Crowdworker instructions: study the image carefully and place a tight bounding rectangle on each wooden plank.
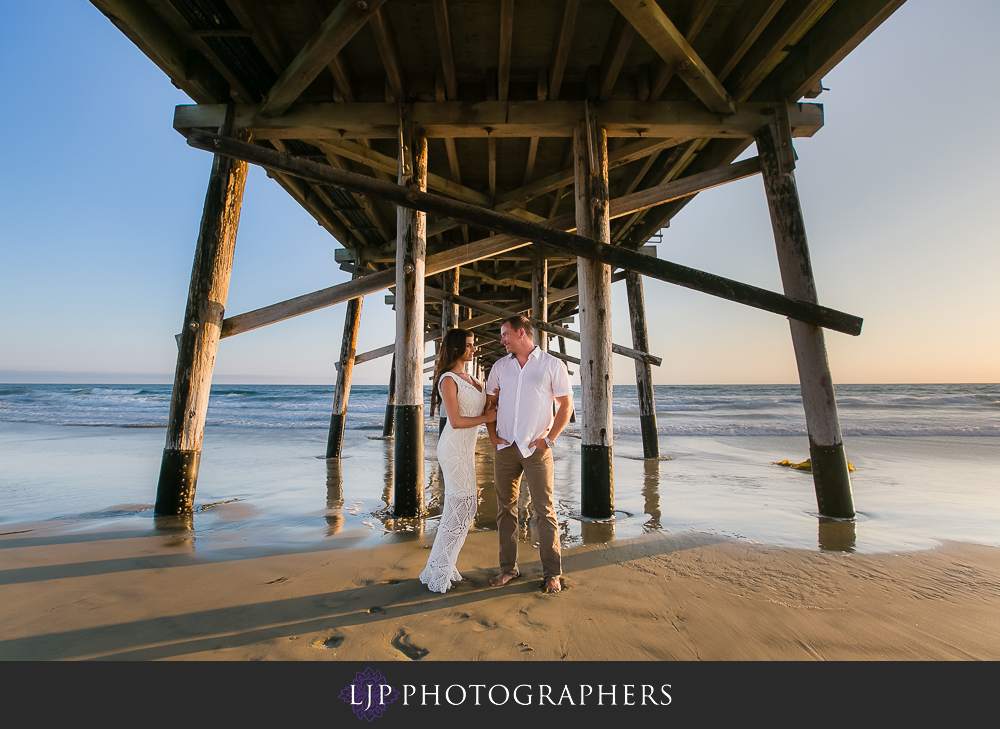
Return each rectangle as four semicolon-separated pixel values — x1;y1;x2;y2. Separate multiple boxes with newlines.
609;0;735;114
190;132;861;336
174;100;825;140
260;0;385;117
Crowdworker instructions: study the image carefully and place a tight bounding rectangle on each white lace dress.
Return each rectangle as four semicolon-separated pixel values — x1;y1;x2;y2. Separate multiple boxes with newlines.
419;371;487;593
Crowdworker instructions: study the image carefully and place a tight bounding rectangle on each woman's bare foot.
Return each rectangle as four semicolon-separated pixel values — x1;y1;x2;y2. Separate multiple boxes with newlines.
544;576;562;594
489;571;518;587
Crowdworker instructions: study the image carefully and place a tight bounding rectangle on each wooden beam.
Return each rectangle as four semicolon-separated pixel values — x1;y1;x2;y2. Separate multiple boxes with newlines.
370;6;406;102
260;0;385;117
432;1;462;186
432;0;459;99
599;13;636;100
502;137;688;206
726;0;832;102
425;286;660;366
753;0;907;103
310;138;492;206
705;0;787;82
175;100;824;140
189;132;860;336
609;0;735;113
221;235;532;338
549;0;580;100
498;0;514;102
91;0;227;103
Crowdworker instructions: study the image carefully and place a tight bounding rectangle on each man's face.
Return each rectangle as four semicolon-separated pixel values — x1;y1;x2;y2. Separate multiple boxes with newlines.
499;323;514;352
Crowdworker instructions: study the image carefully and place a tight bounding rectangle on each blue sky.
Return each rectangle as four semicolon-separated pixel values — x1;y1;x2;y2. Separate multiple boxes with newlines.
1;1;997;385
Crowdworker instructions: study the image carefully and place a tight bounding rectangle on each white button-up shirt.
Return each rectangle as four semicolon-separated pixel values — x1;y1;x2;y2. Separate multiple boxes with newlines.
485;346;573;457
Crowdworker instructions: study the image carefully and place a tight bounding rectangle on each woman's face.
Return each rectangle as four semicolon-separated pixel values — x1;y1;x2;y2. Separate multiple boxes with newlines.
461;336;476;362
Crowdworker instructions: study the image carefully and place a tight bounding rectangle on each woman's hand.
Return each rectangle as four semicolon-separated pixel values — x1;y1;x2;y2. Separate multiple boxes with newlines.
481;408;497;424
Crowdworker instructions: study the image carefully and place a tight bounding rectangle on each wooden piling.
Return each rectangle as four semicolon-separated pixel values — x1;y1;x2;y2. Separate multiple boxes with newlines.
574;119;614;519
755;120;855;519
558;336;577;423
155;125;248;516
439;267;459;431
382;353;396;437
326;283;364;459
393;106;427;517
625;270;659;458
532;250;548;352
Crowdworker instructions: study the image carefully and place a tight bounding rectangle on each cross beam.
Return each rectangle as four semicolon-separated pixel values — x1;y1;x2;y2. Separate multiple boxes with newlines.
174;100;824;140
189;131;862;337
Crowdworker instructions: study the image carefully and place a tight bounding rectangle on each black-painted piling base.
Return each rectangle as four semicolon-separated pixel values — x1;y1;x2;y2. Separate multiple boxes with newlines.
639;413;659;459
809;440;856;519
382;404;394;437
155;448;200;515
393;405;424;517
326;412;346;459
581;444;614;519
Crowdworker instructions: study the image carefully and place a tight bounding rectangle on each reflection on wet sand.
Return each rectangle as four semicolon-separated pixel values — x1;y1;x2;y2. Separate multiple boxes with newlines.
324;459;344;536
642;458;661;531
818;516;857;552
152;514;195;549
581;519;615;544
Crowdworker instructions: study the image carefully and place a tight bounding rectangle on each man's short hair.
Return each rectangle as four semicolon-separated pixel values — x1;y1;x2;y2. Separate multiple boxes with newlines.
501;315;533;337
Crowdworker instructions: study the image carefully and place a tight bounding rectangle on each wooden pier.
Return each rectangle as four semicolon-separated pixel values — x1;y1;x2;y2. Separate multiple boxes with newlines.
91;0;907;522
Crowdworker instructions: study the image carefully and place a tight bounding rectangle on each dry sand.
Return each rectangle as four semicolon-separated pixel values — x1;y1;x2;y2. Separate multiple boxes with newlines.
2;509;998;662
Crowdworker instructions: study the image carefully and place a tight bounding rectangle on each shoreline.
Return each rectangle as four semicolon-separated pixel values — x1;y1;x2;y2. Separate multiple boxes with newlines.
2;514;998;661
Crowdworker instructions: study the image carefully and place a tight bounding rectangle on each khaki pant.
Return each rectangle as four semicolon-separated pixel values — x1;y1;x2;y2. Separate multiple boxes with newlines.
493;444;561;579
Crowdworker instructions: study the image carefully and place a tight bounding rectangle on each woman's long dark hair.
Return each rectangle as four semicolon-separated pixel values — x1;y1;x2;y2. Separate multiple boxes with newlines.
430;328;473;416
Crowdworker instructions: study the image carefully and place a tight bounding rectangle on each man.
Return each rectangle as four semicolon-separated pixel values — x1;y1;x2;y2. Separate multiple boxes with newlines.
485;315;574;594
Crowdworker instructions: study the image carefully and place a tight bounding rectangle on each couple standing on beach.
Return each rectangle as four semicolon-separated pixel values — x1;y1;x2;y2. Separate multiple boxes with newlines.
419;315;574;595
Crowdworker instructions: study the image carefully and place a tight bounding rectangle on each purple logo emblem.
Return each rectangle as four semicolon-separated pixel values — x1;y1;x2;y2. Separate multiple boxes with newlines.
339;667;400;721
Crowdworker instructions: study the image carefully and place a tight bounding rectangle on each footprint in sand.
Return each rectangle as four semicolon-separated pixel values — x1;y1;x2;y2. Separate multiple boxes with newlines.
392;630;429;660
311;635;345;649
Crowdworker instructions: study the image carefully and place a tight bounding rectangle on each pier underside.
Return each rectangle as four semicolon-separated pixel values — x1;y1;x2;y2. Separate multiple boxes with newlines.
90;0;907;519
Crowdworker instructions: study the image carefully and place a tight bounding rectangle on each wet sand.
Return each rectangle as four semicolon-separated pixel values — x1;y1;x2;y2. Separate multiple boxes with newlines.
2;512;998;661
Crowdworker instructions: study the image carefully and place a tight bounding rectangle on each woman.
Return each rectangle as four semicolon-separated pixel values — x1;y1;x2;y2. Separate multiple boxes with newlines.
419;328;496;593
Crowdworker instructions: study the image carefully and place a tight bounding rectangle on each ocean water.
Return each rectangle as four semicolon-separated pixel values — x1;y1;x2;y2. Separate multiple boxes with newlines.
1;383;997;555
